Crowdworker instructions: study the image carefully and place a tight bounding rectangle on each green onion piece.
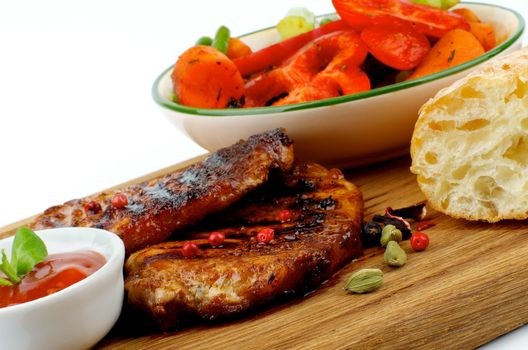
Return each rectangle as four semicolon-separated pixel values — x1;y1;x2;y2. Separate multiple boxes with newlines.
318;14;339;28
277;16;315;39
412;0;442;8
195;36;213;46
212;26;230;54
412;0;459;9
319;18;336;27
277;8;316;40
286;7;315;24
442;0;460;9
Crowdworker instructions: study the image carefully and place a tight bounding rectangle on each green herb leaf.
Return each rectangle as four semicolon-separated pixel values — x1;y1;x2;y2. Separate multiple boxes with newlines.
0;276;13;286
11;227;48;276
0;249;20;284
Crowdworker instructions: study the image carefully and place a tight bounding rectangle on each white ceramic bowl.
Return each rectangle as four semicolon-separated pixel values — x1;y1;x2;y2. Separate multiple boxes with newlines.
153;3;525;168
0;227;125;350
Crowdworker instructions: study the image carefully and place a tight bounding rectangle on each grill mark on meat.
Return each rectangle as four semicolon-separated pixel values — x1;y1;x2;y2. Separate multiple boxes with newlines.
124;161;363;329
28;129;294;253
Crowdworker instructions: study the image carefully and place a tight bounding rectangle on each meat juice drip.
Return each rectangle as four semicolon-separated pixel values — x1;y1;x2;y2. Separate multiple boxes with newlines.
0;250;106;308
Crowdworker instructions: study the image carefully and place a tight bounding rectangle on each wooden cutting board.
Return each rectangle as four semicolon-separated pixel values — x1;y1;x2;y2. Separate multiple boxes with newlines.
2;155;528;349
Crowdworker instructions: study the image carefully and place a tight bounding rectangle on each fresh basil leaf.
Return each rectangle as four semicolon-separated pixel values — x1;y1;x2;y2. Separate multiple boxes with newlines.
11;227;48;276
0;249;20;284
0;276;13;286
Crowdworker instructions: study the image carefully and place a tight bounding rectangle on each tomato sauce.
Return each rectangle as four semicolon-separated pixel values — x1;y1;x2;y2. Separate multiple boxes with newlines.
0;250;106;308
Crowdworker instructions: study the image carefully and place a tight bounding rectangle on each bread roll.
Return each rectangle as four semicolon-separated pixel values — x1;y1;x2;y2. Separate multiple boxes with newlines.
411;47;528;222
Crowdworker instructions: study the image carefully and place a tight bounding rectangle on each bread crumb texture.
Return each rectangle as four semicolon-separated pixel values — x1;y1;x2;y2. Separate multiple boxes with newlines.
411;47;528;222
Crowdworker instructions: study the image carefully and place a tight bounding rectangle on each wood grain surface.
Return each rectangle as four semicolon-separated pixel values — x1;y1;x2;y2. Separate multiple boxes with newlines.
2;155;528;349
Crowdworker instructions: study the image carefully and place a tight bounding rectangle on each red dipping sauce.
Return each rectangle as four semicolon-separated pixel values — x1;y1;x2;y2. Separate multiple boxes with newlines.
0;250;106;308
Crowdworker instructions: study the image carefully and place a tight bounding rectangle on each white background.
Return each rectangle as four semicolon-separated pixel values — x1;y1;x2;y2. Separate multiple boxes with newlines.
0;0;527;347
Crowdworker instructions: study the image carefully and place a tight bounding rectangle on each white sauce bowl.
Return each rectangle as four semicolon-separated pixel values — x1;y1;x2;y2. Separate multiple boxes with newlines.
0;227;125;350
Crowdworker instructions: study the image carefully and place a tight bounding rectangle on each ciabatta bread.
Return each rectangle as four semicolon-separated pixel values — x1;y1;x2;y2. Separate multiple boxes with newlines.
411;47;528;222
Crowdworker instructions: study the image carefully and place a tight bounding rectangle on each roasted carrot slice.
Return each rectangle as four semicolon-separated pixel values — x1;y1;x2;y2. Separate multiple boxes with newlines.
451;8;481;23
227;38;252;60
452;6;496;51
469;22;496;51
172;46;244;108
408;29;485;80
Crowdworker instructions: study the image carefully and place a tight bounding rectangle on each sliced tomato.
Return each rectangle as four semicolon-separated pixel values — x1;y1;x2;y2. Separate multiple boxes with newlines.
233;20;348;77
332;0;470;38
361;23;430;70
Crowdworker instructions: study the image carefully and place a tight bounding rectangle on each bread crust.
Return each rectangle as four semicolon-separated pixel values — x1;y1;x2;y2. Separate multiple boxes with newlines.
411;47;528;222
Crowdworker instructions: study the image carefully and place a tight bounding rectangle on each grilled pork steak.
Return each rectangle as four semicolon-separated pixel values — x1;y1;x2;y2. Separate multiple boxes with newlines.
125;161;363;329
30;129;294;253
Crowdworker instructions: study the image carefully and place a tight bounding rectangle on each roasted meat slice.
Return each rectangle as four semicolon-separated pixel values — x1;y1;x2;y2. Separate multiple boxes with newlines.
30;129;294;253
125;161;363;329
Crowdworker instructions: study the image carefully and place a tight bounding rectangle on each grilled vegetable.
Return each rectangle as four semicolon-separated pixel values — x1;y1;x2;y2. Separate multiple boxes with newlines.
408;29;485;80
172;45;244;108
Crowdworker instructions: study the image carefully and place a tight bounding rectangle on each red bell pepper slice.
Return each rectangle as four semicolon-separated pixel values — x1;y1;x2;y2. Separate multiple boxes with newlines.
361;23;431;70
332;0;469;38
234;20;349;77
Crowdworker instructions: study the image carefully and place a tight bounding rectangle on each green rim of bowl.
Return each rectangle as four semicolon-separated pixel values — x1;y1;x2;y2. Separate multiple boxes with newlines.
152;2;525;117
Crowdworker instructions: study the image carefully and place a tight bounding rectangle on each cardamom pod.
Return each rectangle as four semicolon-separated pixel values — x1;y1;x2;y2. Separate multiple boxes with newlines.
384;241;407;267
380;224;402;247
344;268;383;294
